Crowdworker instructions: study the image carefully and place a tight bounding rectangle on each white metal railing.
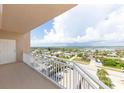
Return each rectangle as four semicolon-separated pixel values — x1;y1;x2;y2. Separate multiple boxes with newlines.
23;53;110;89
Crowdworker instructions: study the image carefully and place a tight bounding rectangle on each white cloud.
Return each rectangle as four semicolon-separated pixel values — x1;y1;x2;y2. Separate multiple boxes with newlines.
76;6;124;45
90;6;124;42
31;5;124;47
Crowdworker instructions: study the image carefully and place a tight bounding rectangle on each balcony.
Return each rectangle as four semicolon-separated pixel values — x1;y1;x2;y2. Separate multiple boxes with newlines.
0;52;109;89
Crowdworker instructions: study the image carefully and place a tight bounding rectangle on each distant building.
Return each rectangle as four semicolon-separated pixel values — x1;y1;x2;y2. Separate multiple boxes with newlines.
107;52;117;57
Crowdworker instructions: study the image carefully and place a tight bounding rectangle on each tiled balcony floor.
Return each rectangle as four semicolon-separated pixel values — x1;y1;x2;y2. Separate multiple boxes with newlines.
0;62;59;89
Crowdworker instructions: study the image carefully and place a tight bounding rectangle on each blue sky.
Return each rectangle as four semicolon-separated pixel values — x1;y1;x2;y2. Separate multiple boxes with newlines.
31;20;53;40
31;4;124;47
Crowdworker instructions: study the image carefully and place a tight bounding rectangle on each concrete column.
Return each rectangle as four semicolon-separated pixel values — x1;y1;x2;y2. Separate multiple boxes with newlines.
16;32;30;62
0;5;2;29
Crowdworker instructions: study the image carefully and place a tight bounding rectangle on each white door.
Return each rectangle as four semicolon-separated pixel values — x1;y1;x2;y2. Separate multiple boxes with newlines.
0;39;16;64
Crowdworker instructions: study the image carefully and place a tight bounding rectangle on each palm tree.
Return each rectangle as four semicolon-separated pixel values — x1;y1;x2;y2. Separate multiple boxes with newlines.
97;69;113;88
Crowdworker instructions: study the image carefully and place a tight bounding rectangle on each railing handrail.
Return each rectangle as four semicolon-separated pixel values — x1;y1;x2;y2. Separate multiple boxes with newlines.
41;54;109;88
73;62;110;89
23;53;110;89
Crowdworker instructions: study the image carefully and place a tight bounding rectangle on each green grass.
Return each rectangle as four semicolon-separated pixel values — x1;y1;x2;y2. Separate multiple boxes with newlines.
99;66;123;72
99;57;124;69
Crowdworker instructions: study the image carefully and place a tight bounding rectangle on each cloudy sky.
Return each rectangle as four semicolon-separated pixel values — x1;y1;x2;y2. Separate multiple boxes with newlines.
31;4;124;47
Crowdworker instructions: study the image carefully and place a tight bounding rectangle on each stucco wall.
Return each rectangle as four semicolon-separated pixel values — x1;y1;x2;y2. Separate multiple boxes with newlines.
0;4;2;29
0;30;30;62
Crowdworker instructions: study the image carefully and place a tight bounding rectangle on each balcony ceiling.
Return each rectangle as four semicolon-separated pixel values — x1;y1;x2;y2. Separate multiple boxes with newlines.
0;4;76;34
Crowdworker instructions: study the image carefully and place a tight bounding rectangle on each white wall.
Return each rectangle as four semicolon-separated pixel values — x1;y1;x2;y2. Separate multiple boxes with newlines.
0;39;16;64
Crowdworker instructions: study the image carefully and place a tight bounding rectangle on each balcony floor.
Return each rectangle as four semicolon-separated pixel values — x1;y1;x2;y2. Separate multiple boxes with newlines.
0;62;59;89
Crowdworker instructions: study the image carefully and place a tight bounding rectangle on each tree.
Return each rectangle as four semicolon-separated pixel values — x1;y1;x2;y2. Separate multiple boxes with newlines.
97;69;113;88
77;53;83;57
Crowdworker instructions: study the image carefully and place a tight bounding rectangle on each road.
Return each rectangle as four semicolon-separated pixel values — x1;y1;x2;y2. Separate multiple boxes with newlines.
77;63;124;89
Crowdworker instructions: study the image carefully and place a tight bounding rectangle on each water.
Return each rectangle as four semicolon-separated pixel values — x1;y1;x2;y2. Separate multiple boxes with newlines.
31;46;124;50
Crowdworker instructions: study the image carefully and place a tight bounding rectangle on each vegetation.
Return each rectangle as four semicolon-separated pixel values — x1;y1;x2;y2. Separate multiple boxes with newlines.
31;47;124;89
76;53;90;62
31;47;124;68
116;50;124;57
77;53;83;57
100;57;124;69
97;69;113;88
73;55;90;65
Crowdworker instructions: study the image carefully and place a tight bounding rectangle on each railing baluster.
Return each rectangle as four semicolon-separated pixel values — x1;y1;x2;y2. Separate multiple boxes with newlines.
87;82;90;89
84;79;86;89
55;62;57;82
62;64;64;88
63;64;66;88
58;63;60;85
76;69;78;89
57;63;59;83
46;62;48;76
49;61;51;78
65;65;67;88
86;81;88;89
60;64;62;87
80;74;82;89
54;61;56;81
73;66;74;89
69;66;71;89
78;71;80;89
53;61;55;81
56;63;58;82
66;65;68;89
78;72;80;89
73;65;75;89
